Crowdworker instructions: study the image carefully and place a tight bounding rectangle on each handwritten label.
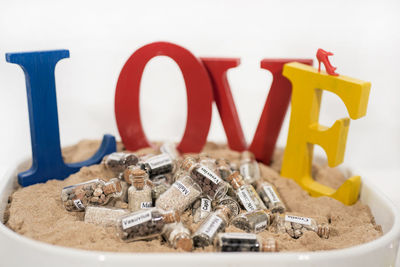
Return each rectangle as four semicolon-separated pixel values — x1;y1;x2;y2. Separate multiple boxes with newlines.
140;202;152;209
147;154;172;169
122;210;152;230
173;181;190;196
73;199;85;210
285;215;311;226
263;185;280;204
197;166;222;184
201;216;223;238
201;198;211;212
237;188;257;211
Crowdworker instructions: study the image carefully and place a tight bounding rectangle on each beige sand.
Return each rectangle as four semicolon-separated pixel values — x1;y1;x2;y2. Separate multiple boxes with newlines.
4;140;382;253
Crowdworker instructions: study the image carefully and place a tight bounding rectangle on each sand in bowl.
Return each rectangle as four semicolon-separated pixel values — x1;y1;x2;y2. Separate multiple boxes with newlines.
4;140;382;253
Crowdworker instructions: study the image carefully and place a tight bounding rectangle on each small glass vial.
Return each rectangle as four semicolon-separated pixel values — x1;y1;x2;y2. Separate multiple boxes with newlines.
192;197;213;223
156;174;202;214
150;175;170;202
117;208;180;242
274;214;330;239
142;153;176;177
181;157;228;200
227;172;266;212
128;169;152;211
216;158;232;181
214;195;240;218
160;142;180;161
84;206;128;227
163;222;193;251
102;152;139;174
61;178;123;211
192;205;232;247
256;180;286;214
231;209;273;233
197;153;217;171
215;233;277;252
239;151;260;185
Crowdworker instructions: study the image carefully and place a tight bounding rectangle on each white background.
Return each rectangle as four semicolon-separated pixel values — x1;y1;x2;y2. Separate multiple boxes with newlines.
0;0;399;200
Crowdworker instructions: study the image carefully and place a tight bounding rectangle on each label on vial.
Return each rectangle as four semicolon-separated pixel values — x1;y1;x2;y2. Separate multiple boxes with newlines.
237;188;257;211
201;198;211;212
240;164;251;178
254;220;268;232
221;232;257;240
197;166;221;184
140;202;152;209
73;199;85;210
147;154;172;169
122;210;152;230
263;185;280;204
285;215;311;226
173;181;190;196
202;216;223;238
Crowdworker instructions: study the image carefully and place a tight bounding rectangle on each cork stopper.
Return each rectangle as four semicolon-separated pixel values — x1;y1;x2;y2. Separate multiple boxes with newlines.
317;224;330;239
103;180;122;195
261;237;277;252
181;157;196;172
130;169;148;190
123;165;141;184
164;210;180;224
226;171;245;190
174;234;193;252
241;151;255;161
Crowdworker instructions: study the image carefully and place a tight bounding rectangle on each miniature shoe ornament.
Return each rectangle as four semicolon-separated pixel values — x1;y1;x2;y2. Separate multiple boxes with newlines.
316;48;339;76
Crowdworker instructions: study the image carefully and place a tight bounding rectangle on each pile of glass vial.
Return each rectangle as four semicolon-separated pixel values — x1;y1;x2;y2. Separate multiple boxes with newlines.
60;142;330;252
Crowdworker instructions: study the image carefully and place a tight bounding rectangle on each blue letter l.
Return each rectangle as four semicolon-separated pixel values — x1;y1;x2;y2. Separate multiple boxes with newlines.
6;50;116;187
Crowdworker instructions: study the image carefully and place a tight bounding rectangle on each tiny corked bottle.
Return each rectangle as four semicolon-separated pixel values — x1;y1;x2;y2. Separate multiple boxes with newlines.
216;158;232;181
163;222;193;251
128;169;152;211
192;205;232;247
160;142;180;161
142;153;176;178
274;213;330;239
227;172;266;212
192;197;213;223
61;178;123;211
215;233;277;252
239;151;260;185
156;174;202;214
181;157;228;200
103;152;139;174
116;208;180;242
231;209;273;233
256;180;286;214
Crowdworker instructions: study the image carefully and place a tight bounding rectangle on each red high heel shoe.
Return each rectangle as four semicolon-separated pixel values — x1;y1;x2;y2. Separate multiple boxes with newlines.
316;48;339;76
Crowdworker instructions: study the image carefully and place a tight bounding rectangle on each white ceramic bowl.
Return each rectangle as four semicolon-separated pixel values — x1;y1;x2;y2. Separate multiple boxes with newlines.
0;159;399;267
